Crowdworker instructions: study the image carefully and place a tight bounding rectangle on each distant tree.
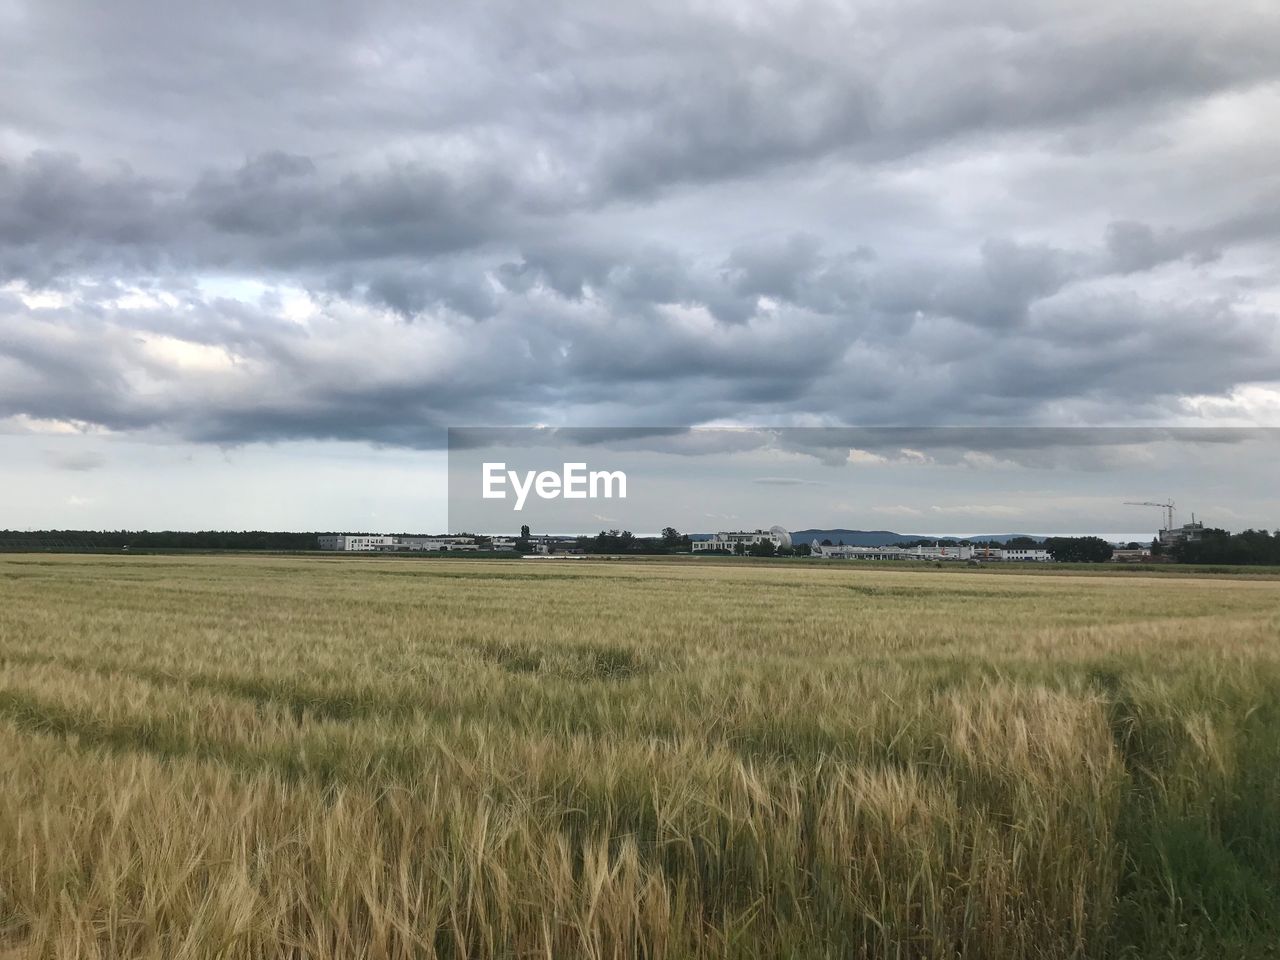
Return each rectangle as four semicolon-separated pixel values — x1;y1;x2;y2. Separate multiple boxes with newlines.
1005;536;1039;548
585;529;641;553
820;539;833;547
1174;528;1280;565
793;543;812;557
660;526;691;552
1126;542;1142;550
1044;536;1114;563
1;529;326;552
734;541;746;555
748;539;776;557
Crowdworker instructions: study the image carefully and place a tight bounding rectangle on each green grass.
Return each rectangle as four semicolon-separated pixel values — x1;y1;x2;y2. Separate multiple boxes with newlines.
1;554;1279;958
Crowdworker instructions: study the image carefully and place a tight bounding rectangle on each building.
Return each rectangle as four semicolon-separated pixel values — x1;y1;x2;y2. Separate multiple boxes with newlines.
317;535;398;552
1158;518;1204;545
1111;547;1151;562
907;543;975;561
810;542;907;560
528;536;583;554
692;527;792;553
318;534;486;552
1000;547;1052;562
808;541;976;561
398;536;483;551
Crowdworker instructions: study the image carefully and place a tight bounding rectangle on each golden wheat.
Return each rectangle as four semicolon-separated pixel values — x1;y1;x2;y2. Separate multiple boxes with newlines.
1;554;1278;958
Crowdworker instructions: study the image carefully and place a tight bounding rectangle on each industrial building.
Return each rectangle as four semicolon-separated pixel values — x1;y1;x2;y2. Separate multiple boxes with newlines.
1125;501;1204;546
1159;519;1204;545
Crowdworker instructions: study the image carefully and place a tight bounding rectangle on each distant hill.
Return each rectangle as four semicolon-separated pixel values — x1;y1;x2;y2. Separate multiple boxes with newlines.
790;529;1045;546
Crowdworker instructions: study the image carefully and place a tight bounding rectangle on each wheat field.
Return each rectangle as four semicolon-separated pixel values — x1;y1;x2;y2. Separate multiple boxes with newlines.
1;554;1279;959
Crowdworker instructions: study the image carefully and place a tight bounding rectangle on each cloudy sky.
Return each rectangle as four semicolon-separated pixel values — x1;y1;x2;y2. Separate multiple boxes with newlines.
446;427;1280;537
2;0;1279;532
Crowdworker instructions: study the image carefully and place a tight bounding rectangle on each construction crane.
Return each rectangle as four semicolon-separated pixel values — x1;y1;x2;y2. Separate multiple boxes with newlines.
1125;500;1176;532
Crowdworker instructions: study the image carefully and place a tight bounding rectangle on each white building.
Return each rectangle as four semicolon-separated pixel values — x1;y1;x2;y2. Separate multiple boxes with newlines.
1000;547;1052;562
692;527;792;553
317;535;398;552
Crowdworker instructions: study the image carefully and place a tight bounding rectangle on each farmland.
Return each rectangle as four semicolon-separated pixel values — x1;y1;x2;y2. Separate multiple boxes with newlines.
2;555;1279;959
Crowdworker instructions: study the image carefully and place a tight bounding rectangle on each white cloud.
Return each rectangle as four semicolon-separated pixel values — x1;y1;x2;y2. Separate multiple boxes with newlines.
1179;383;1280;425
846;448;888;465
871;505;924;517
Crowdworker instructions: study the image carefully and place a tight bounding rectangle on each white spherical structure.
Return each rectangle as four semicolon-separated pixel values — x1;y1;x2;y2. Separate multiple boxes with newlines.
770;526;792;549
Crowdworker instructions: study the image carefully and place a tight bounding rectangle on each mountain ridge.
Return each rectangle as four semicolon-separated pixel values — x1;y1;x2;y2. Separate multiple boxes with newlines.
789;529;1045;546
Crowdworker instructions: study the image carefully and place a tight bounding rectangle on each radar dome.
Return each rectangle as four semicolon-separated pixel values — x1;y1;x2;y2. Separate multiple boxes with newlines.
769;526;792;549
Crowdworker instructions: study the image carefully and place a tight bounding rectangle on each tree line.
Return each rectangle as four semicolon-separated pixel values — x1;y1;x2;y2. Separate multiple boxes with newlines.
6;527;1279;566
1171;528;1280;565
0;530;323;551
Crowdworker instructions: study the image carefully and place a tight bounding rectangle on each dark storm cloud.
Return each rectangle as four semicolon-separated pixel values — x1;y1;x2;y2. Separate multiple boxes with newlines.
0;150;538;283
2;0;1280;447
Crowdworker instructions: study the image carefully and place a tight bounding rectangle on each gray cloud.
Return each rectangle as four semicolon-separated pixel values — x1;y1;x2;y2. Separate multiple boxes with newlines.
1;0;1279;458
753;476;826;486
